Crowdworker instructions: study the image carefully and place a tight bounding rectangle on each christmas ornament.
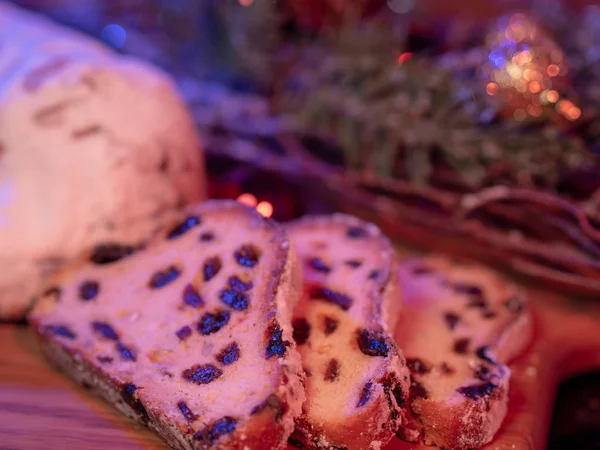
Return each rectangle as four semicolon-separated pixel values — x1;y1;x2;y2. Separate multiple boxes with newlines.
481;13;581;123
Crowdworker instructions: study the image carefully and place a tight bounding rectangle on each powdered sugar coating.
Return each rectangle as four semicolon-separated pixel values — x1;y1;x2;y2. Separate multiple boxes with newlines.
0;2;204;320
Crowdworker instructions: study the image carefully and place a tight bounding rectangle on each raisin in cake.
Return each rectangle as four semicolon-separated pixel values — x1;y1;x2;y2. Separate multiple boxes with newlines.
29;201;304;450
395;257;533;449
0;2;205;320
286;215;410;450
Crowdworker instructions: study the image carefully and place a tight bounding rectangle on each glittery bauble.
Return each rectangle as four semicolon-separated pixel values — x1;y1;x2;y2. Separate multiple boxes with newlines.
481;13;581;123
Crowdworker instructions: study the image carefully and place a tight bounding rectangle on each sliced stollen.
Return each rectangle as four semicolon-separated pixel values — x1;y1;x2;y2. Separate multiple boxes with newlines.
29;200;305;450
286;215;410;450
395;256;533;449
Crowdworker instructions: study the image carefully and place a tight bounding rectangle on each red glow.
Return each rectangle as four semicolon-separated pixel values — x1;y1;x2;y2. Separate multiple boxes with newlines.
237;193;257;207
256;201;273;218
397;52;413;64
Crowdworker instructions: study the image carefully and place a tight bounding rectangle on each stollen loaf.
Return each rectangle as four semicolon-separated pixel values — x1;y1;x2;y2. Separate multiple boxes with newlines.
395;257;532;449
29;201;305;450
0;2;205;320
287;215;410;450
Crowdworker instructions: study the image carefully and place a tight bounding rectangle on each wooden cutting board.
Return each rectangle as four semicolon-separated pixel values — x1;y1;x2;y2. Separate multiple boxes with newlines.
1;276;600;450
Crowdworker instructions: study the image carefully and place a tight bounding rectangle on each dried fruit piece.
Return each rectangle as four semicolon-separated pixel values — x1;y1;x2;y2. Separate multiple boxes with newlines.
368;269;380;280
453;338;470;355
265;322;289;359
176;325;192;341
182;284;203;308
308;257;331;273
474;365;492;381
440;363;455;375
323;316;338;335
197;311;230;335
149;266;181;289
356;381;373;407
90;244;135;264
476;346;496;364
407;358;430;374
228;275;252;292
458;382;497;400
466;296;487;308
292;318;311;345
177;400;198;421
117;342;136;361
309;286;352;311
92;321;119;340
344;259;362;268
482;310;497;319
383;374;406;415
324;359;340;382
234;244;260;268
194;416;238;442
97;355;113;364
121;383;149;423
357;329;389;357
346;227;368;238
203;256;222;282
182;364;222;385
219;289;249;311
79;280;99;301
411;266;434;275
215;342;240;366
410;380;428;399
199;231;215;242
46;324;76;339
452;283;483;296
167;215;201;240
443;312;460;330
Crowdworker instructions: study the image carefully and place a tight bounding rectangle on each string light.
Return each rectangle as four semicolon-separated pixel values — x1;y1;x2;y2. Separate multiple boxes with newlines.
236;194;273;218
236;193;257;207
256;201;273;218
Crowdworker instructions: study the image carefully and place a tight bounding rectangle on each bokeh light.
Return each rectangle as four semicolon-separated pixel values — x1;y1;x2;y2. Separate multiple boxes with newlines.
256;201;273;218
482;13;581;122
236;193;257;207
397;52;413;64
486;82;499;96
100;24;127;49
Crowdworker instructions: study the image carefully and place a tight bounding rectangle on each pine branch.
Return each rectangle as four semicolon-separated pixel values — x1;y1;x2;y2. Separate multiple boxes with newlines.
280;36;595;190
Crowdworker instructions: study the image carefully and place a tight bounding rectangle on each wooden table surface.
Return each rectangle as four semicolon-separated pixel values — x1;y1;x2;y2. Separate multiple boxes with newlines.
1;273;600;450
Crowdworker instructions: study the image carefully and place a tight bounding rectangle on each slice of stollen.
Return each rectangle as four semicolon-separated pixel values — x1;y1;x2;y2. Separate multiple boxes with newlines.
287;215;410;450
395;256;533;449
29;200;305;450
